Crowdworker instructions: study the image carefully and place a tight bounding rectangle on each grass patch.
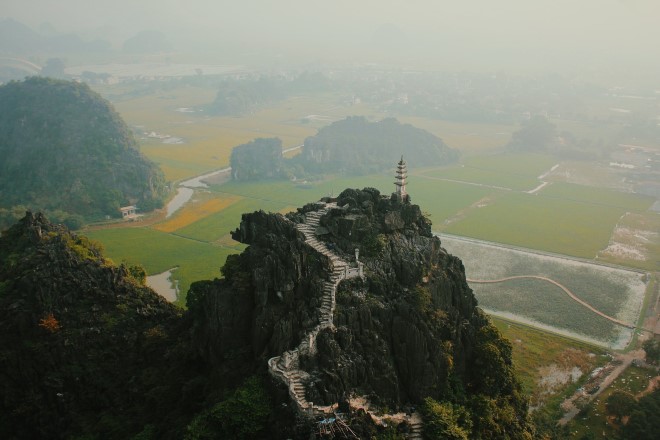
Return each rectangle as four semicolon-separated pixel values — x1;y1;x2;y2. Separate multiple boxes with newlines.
84;227;235;306
492;317;608;403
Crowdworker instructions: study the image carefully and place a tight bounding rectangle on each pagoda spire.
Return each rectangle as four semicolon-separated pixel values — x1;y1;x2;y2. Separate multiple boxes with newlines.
393;156;409;202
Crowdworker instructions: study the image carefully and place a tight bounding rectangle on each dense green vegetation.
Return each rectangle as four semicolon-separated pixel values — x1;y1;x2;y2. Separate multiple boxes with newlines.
295;116;459;175
0;213;287;439
417;323;532;439
0;198;537;438
622;388;660;439
0;77;167;230
227;116;459;181
230;137;284;181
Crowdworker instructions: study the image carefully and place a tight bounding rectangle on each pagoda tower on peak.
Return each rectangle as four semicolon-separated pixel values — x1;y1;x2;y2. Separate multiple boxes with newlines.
393;156;410;203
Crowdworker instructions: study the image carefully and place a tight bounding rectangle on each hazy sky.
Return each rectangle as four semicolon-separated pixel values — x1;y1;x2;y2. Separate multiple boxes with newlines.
3;0;660;73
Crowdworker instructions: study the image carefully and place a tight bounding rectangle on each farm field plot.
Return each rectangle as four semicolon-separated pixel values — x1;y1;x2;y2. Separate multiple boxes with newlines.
539;182;655;211
212;172;498;227
445;191;627;258
84;227;234;305
546;161;633;191
154;193;243;233
419;165;537;191
442;235;647;349
460;153;557;177
598;211;660;271
409;177;504;225
213;174;394;208
174;198;286;243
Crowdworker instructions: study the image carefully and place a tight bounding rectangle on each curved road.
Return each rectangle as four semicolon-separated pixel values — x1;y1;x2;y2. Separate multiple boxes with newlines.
467;275;635;329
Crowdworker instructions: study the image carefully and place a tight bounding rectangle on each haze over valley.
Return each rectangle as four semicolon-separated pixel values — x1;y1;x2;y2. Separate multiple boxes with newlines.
0;1;659;439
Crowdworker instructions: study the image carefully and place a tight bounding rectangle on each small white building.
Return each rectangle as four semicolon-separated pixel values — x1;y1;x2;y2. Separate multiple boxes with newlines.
119;205;138;220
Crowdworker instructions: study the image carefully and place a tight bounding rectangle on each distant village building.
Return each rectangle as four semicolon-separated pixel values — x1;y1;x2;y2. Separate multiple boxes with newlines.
119;205;138;220
393;156;410;203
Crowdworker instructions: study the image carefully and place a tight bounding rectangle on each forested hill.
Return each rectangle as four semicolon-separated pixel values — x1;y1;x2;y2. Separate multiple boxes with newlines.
0;189;534;438
0;77;167;229
296;116;459;174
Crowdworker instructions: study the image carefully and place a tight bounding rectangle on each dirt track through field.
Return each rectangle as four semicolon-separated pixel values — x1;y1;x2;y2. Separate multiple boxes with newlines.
467;275;635;329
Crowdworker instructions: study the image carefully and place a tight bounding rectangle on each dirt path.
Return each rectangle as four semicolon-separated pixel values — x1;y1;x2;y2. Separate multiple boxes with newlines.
467;275;635;329
636;375;660;399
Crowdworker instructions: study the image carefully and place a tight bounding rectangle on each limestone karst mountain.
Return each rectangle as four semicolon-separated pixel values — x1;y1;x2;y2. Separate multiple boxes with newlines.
189;185;533;438
0;186;532;438
0;77;167;229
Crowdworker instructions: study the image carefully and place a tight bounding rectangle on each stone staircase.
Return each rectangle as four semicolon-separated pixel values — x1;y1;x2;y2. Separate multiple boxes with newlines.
267;202;425;437
408;413;423;440
268;202;349;416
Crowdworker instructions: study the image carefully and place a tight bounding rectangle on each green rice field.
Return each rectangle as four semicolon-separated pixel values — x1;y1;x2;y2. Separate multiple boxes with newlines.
540;182;654;211
444;192;630;258
442;235;648;349
85;227;235;305
174;198;285;242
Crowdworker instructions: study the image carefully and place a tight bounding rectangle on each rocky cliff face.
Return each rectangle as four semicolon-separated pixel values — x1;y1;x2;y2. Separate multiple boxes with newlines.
190;187;533;438
1;190;533;438
0;213;200;439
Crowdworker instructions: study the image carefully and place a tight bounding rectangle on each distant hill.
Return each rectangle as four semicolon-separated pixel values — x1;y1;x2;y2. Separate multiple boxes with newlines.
0;18;110;55
227;116;458;181
296;116;459;175
230;138;284;181
122;30;172;53
0;77;167;228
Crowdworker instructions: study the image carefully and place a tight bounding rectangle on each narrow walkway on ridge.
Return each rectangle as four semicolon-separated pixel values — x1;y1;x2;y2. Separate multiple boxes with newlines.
268;201;424;438
268;201;350;416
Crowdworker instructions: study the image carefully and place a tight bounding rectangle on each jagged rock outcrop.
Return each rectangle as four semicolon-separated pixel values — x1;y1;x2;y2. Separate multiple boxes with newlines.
0;189;534;438
190;188;533;438
0;212;200;439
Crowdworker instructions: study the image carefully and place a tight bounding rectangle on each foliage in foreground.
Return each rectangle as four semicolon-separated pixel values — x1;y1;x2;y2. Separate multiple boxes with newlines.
185;376;271;440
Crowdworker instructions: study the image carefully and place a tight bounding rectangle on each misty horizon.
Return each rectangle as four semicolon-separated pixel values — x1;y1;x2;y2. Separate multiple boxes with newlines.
2;0;660;77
